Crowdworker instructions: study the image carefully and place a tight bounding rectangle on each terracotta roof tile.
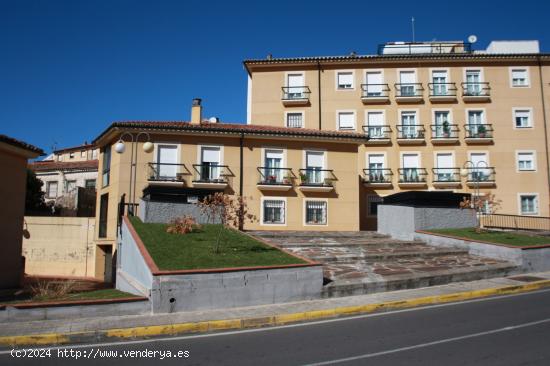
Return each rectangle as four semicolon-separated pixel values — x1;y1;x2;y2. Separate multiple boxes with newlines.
29;159;99;172
0;134;44;155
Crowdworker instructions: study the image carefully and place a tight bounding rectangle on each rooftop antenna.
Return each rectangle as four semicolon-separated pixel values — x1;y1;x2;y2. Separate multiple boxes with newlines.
411;16;416;43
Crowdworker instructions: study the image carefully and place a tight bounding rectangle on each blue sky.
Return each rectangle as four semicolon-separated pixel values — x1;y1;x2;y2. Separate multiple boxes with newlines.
1;0;549;154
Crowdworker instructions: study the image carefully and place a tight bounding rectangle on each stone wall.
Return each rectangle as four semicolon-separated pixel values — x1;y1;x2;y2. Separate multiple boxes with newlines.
138;198;221;224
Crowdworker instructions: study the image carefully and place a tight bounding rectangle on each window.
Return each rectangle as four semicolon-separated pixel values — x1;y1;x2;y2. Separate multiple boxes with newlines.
365;71;383;96
399;71;416;96
432;70;448;95
286;73;305;99
286;112;303;128
66;180;77;193
262;199;285;224
305;201;327;225
156;144;178;179
85;179;96;189
435;153;454;181
46;181;58;198
401;153;421;182
69;152;74;159
99;193;109;238
305;151;325;184
366;112;385;138
368;155;385;183
400;111;418;138
520;195;538;215
102;145;111;187
465;70;482;95
199;146;221;181
92;150;98;159
469;153;491;181
511;68;529;87
337;71;354;89
81;150;86;158
514;109;532;128
517;152;535;171
337;111;355;130
367;195;383;216
263;149;284;183
434;111;451;138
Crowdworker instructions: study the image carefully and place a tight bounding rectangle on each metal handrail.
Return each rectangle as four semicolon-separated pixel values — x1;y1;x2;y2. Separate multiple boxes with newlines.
481;213;550;231
397;168;428;183
377;42;472;55
396;125;426;139
360;83;390;98
298;168;335;186
257;167;293;185
147;162;188;182
281;86;311;100
428;82;458;97
192;163;229;183
394;83;424;97
432;168;461;182
464;124;494;138
363;168;393;183
362;125;392;139
461;82;491;97
464;166;496;182
430;124;460;139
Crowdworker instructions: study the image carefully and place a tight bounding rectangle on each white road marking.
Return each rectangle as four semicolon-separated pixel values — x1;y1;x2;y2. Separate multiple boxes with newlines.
300;317;550;366
1;287;549;354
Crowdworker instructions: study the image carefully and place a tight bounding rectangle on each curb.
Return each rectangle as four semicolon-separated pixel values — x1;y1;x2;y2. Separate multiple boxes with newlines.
2;279;550;347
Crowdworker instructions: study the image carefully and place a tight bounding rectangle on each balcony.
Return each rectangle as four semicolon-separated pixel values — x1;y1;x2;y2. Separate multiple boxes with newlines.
192;164;230;189
147;163;189;186
360;84;390;104
396;125;426;145
362;125;392;144
257;167;293;191
394;83;424;103
298;169;335;192
430;124;459;144
363;169;393;188
461;82;491;102
281;86;311;106
464;124;494;144
428;83;458;102
466;167;496;188
432;168;461;188
398;168;428;188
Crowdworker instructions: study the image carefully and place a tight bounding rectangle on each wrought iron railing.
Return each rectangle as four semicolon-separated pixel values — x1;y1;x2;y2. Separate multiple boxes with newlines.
428;82;458;97
147;163;188;182
396;125;425;139
432;168;461;183
360;84;390;98
465;167;496;183
394;83;424;98
362;125;392;139
363;169;393;184
257;167;293;185
398;168;428;183
464;124;493;139
192;163;229;183
461;82;491;97
481;214;550;231
430;124;459;139
299;168;335;186
281;86;311;101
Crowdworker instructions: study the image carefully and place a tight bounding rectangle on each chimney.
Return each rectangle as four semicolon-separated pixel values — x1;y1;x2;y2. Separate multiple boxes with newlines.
191;98;202;124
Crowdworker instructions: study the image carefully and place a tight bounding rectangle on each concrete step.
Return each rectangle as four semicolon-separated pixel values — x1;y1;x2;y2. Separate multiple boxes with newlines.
305;247;469;263
249;231;391;240
271;240;426;248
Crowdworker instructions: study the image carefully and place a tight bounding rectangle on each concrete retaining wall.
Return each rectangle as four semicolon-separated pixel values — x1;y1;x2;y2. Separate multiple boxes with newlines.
138;198;220;224
378;205;477;240
22;216;96;278
415;231;550;272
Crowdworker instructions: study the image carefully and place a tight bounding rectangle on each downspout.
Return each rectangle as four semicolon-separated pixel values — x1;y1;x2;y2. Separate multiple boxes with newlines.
537;55;550;214
317;61;322;130
239;132;244;230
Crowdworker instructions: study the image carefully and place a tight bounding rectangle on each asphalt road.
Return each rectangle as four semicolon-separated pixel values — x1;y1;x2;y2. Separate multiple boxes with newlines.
2;289;550;366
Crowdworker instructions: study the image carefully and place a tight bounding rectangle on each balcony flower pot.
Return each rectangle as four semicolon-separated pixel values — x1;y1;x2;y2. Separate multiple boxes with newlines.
283;176;291;185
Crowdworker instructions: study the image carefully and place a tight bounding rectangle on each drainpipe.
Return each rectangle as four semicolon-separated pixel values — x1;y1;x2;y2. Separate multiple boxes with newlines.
537;56;550;214
239;132;244;230
317;61;322;130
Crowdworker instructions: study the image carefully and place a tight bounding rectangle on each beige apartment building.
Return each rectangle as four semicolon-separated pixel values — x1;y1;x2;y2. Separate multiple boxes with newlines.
91;39;550;278
245;40;550;229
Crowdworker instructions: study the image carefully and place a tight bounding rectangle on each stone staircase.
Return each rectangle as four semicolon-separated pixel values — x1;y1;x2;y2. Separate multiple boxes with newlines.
249;231;518;298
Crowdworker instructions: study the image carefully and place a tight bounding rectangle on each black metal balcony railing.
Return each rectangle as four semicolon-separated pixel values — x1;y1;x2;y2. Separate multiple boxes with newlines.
257;167;293;185
465;167;496;183
396;125;425;139
192;163;229;183
430;124;459;139
148;163;188;182
281;86;311;101
362;125;392;139
398;168;428;183
394;83;424;98
461;82;491;97
299;168;334;186
432;168;461;183
363;169;393;184
428;82;458;97
360;84;390;98
464;124;494;139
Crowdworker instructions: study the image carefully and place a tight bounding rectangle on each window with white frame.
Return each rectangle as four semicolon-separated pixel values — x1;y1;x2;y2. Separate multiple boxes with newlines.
517;152;535;171
200;146;221;181
66;180;77;193
514;109;532;128
338;111;355;130
367;112;385;138
262;199;285;224
367;195;383;216
365;72;383;96
286;112;303;128
92;150;98;159
46;181;58;198
399;71;416;96
81;150;86;158
337;72;354;89
305;201;327;225
69;152;74;159
520;195;538;215
511;69;529;87
305;151;325;184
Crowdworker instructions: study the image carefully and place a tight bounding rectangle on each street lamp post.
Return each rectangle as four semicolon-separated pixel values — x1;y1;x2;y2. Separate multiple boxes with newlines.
114;132;154;215
460;160;489;230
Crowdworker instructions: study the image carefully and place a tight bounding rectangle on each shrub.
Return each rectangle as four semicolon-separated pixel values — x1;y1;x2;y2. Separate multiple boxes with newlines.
29;280;76;301
166;215;202;235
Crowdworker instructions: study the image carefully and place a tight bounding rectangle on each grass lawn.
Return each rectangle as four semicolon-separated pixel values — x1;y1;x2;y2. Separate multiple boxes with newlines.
1;289;139;305
427;228;550;247
129;217;306;270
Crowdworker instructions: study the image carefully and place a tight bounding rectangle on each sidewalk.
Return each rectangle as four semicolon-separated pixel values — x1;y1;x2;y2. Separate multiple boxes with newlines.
2;271;550;347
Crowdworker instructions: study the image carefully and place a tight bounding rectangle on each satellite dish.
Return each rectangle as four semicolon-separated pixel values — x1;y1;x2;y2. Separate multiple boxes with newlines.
468;35;477;43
